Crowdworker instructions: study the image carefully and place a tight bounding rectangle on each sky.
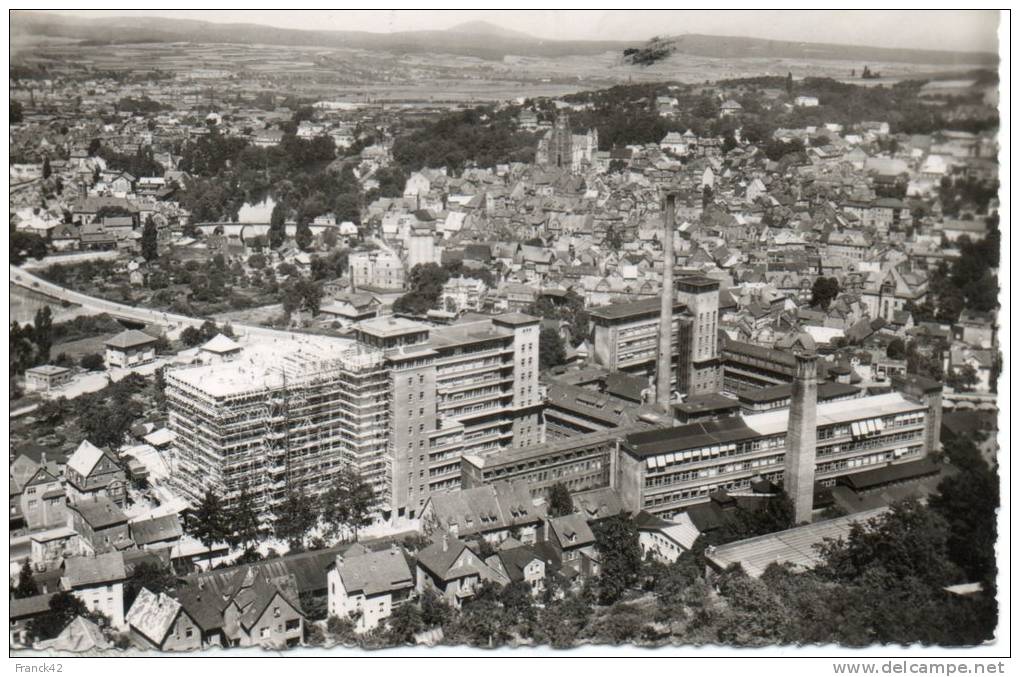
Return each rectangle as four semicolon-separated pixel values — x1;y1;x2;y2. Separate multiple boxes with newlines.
44;9;1000;54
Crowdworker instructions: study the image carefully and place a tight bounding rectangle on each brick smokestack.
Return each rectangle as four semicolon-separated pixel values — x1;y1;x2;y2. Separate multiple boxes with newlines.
785;350;818;524
656;192;676;408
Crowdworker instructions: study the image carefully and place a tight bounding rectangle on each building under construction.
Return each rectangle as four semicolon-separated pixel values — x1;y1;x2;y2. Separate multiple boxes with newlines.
165;313;543;521
165;336;390;516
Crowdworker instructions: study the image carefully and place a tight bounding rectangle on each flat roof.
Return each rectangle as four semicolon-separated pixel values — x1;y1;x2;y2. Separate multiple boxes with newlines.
493;312;540;327
705;508;889;577
737;381;861;405
166;335;373;398
675;393;741;414
464;425;644;470
356;316;429;338
588;297;684;322
26;365;72;376
429;320;512;350
625;392;924;458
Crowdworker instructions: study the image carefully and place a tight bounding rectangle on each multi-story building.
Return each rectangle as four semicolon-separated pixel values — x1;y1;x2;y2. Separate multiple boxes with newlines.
614;373;943;518
589;275;721;399
721;336;830;392
349;250;405;291
166;336;390;516
167;314;541;521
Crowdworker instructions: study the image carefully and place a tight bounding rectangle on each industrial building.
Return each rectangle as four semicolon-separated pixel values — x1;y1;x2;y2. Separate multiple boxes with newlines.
614;365;943;519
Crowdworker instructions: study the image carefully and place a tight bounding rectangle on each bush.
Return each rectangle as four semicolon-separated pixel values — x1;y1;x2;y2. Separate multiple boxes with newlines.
80;353;105;371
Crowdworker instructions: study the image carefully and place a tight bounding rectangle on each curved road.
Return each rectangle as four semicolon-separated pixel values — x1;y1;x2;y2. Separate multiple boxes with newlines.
9;264;313;343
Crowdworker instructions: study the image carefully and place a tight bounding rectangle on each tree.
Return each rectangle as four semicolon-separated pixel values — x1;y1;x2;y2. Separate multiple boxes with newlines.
593;514;642;604
179;326;203;348
141;215;159;262
385;601;423;645
80;402;134;449
946;364;979;392
27;591;91;641
537;326;566;371
603;224;623;250
124;562;178;610
188;489;228;559
810;276;840;310
269;203;287;249
79;352;105;371
32;305;53;365
42;157;52;180
275;489;319;551
321;466;376;542
10;100;23;124
226;486;265;555
886;338;906;360
392;263;450;316
14;561;39;599
295;222;313;251
546;482;574;518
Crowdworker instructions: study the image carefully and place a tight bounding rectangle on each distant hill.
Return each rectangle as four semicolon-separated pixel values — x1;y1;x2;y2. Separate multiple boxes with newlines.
630;33;997;67
10;11;998;66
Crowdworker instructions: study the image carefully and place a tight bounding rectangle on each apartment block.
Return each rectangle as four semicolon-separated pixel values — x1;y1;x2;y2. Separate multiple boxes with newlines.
349;250;405;291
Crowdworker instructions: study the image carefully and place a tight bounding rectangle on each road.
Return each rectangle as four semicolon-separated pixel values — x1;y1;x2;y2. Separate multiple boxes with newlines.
9;264;317;343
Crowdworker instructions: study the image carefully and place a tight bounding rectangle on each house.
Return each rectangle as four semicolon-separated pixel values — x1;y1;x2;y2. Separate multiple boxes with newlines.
220;567;305;649
326;544;414;633
543;513;600;577
66;497;131;555
126;587;203;651
419;480;546;546
34;615;111;653
485;544;547;597
24;364;74;392
10;455;66;530
129;514;184;550
10;592;60;646
65;440;127;507
719;100;743;117
199;334;243;363
794;96;819;108
634;511;701;563
956;309;995;349
62;551;128;629
415;534;503;608
105;329;158;369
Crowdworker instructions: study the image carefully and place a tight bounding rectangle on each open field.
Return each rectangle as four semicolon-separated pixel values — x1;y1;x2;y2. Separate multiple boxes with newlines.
12;38;989;103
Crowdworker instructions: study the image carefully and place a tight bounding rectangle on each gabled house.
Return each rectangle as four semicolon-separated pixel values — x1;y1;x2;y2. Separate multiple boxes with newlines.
220;567;305;649
66;496;131;555
484;544;547;597
10;455;66;530
327;544;414;633
543;513;600;577
419;480;545;546
126;587;202;651
415;534;504;608
65;440;127;506
62;551;128;629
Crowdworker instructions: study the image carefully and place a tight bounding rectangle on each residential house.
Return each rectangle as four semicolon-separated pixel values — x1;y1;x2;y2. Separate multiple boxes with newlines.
126;588;203;651
129;514;184;551
65;440;127;507
484;543;547;597
62;551;128;629
66;496;131;555
326;544;414;633
415;534;503;608
543;513;600;577
219;567;305;649
104;329;158;369
10;455;66;530
419;481;546;546
634;511;701;563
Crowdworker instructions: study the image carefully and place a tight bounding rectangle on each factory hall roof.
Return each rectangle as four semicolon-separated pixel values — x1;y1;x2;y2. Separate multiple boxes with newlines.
705;508;889;577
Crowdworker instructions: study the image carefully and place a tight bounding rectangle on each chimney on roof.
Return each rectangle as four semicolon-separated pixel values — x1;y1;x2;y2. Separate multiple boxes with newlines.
656;191;677;410
784;350;818;525
441;533;449;552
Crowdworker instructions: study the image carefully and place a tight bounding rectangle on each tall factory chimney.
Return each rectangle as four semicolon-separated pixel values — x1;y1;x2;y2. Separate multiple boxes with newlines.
656;192;677;408
785;349;818;524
